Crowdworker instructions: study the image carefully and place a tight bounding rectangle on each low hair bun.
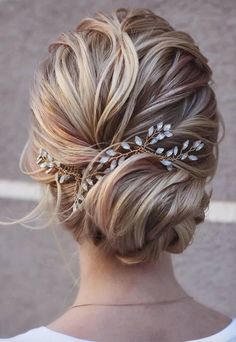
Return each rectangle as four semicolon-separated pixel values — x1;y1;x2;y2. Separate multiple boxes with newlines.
78;153;210;265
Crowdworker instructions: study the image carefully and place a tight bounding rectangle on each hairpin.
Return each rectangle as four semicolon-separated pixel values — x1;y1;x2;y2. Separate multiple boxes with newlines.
36;121;204;212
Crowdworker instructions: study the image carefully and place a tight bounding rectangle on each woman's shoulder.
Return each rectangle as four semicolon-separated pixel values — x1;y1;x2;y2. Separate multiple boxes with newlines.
185;317;236;342
0;318;236;342
0;326;92;342
178;300;236;342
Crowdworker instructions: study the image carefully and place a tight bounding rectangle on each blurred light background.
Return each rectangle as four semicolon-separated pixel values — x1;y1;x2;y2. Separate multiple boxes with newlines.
0;0;235;337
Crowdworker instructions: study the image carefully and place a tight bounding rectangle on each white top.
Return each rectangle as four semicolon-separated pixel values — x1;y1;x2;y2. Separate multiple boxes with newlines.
1;318;236;342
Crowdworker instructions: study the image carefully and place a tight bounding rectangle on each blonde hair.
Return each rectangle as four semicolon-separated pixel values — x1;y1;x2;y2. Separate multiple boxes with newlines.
10;8;225;265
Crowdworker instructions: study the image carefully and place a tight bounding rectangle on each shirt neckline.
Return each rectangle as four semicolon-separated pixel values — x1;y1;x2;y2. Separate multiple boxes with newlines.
40;318;236;342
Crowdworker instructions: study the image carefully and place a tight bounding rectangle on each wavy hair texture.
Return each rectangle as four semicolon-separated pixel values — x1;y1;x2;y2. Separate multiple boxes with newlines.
4;8;225;265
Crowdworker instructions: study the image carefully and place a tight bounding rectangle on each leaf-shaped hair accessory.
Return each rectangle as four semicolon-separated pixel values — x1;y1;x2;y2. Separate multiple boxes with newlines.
37;121;204;212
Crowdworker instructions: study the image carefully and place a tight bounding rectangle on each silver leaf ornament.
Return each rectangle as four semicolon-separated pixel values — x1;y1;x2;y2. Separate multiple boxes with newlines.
135;136;143;146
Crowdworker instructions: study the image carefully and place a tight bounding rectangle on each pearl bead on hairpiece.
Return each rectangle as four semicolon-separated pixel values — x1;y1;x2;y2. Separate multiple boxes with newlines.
36;121;204;212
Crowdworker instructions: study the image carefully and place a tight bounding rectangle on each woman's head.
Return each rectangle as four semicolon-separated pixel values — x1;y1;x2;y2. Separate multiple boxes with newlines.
22;7;224;265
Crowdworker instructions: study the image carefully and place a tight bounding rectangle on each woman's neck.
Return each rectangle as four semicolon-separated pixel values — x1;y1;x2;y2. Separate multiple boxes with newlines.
72;240;189;306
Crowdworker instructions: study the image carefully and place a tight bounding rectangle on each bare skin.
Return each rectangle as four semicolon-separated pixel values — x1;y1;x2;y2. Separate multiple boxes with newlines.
47;239;232;342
